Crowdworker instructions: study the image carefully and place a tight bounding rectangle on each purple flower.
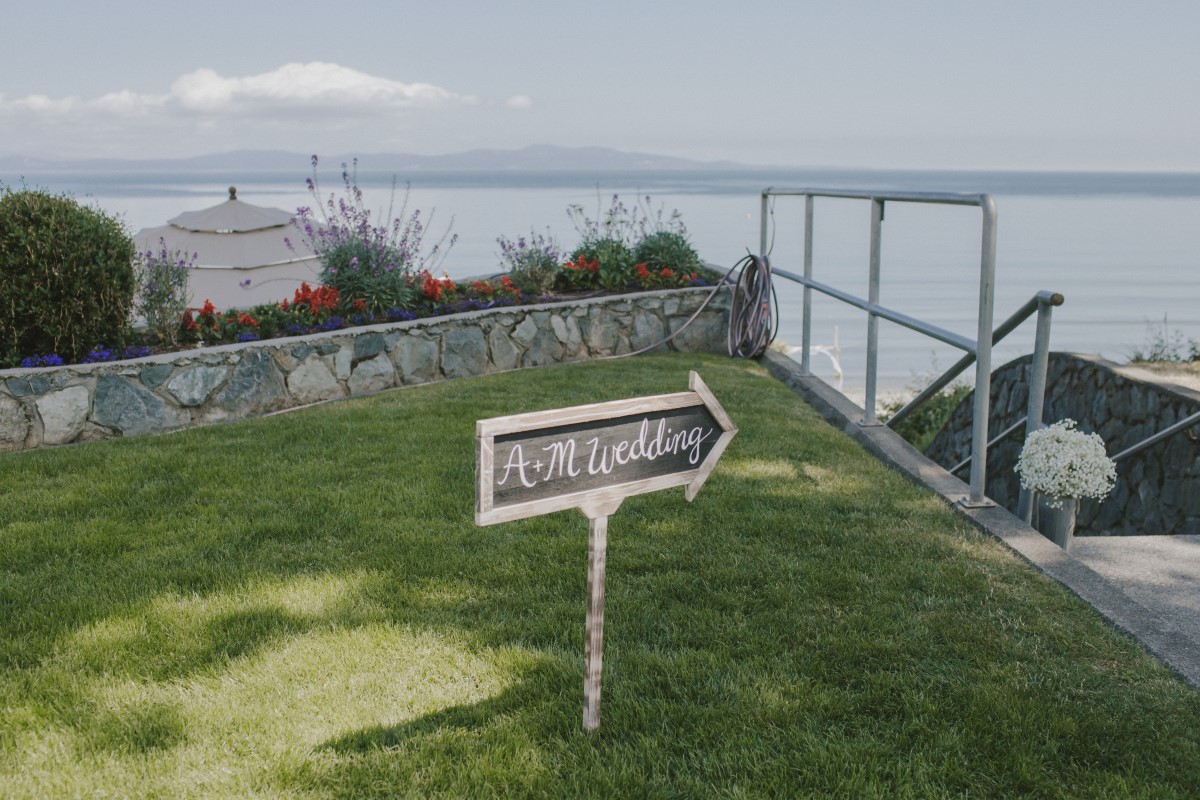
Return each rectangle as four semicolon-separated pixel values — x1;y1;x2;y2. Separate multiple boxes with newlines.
19;353;63;368
82;346;117;364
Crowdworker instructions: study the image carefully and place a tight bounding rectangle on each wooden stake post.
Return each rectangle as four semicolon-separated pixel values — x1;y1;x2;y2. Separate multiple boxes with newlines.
476;372;736;731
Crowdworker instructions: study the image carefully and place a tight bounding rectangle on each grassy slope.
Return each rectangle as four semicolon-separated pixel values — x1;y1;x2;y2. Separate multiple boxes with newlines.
1;353;1198;799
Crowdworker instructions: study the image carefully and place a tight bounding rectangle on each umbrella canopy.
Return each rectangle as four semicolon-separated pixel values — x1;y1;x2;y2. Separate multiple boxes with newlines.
134;187;323;309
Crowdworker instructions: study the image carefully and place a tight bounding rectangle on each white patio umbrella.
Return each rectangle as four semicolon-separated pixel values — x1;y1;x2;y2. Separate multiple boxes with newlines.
134;187;322;310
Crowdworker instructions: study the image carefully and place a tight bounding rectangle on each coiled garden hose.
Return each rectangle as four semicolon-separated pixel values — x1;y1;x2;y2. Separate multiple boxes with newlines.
612;253;777;361
725;254;778;359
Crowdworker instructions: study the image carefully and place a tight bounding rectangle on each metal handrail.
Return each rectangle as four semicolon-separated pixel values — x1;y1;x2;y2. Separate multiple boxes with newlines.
886;291;1064;430
950;416;1029;475
1111;409;1200;462
761;187;999;506
769;268;977;352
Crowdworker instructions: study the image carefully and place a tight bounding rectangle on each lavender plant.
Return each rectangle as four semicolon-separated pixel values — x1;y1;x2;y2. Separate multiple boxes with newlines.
288;156;456;313
566;192;687;249
134;238;195;345
496;229;562;295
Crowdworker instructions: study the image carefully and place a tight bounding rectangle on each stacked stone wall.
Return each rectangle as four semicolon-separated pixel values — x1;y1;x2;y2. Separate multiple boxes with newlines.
925;353;1200;535
0;288;730;454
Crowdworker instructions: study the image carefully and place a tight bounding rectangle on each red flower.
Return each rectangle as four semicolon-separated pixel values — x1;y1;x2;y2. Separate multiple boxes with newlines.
422;274;443;301
565;255;599;274
498;275;520;296
636;263;650;279
660;268;674;278
290;282;340;316
351;298;367;312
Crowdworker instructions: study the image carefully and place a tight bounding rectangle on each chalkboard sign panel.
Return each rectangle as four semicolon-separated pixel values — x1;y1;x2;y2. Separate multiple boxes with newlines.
476;371;737;525
493;405;723;507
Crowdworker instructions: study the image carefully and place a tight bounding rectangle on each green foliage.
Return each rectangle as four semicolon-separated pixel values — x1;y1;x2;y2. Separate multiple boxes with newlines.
882;381;972;452
560;193;705;293
134;239;194;346
634;230;702;274
319;238;419;312
566;238;634;291
0;186;135;367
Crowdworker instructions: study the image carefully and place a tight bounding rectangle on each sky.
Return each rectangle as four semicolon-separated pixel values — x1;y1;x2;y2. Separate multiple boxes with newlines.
1;0;1199;170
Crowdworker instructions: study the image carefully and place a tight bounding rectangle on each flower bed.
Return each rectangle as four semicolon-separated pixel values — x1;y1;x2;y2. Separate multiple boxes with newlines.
0;287;731;453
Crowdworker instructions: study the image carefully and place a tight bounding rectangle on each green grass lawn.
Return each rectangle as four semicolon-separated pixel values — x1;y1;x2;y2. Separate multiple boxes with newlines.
2;353;1199;798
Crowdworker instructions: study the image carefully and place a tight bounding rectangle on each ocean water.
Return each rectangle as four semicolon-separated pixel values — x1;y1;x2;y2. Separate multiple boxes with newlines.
9;166;1200;395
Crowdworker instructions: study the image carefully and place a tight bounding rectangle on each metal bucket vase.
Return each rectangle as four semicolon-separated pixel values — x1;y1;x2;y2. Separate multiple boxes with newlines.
1034;495;1078;552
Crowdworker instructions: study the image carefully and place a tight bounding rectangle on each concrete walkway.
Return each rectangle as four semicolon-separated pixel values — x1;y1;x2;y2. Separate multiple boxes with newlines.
1072;535;1200;644
762;351;1200;690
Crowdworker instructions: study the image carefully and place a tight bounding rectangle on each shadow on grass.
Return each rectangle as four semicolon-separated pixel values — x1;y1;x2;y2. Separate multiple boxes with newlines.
322;660;576;755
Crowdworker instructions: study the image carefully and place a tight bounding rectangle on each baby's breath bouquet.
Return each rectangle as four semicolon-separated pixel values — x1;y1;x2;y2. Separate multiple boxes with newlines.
1015;419;1117;507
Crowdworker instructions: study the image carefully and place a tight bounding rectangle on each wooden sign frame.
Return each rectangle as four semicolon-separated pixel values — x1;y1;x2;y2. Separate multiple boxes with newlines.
474;370;736;732
476;371;737;526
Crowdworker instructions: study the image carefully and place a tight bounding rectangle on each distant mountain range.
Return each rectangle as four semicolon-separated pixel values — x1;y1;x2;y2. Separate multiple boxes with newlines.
0;144;748;174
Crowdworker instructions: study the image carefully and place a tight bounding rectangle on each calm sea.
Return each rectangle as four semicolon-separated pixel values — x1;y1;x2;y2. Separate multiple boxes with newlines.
10;166;1200;395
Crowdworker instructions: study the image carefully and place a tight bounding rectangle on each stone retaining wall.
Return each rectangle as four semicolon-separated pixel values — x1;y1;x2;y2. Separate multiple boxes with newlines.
925;353;1200;535
0;288;730;453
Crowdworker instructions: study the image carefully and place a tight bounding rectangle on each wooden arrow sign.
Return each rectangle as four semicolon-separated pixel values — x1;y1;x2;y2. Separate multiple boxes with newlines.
475;371;736;732
475;371;737;526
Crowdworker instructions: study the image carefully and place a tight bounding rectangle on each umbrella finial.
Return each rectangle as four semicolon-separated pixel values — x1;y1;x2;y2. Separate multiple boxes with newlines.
229;186;237;200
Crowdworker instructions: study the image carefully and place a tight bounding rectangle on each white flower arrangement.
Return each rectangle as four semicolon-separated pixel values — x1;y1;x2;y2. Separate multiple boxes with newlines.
1015;419;1117;506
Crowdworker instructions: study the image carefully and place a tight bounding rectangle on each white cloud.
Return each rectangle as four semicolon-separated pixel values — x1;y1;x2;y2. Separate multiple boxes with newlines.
0;62;476;119
169;62;476;112
505;95;533;110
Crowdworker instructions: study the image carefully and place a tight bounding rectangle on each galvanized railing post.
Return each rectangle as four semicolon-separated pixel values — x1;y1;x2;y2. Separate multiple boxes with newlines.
759;190;770;259
756;188;1042;510
964;195;998;507
861;198;884;425
801;194;814;375
1017;294;1058;522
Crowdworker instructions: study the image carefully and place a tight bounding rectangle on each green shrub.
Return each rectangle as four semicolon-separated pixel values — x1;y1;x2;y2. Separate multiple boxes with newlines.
634;230;702;274
317;237;418;312
567;238;634;291
881;382;972;452
0;186;135;367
